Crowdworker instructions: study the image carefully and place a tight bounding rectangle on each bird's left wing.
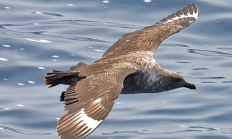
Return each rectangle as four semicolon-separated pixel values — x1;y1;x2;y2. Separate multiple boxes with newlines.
57;63;136;139
102;2;199;59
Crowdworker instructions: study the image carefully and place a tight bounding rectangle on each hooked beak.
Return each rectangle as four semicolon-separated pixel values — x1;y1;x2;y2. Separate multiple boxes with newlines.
184;82;196;90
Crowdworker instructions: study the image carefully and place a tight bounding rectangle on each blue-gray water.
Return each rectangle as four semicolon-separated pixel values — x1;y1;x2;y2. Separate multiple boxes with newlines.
0;0;232;139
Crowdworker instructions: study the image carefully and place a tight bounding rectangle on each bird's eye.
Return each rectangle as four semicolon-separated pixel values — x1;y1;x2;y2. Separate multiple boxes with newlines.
176;78;181;82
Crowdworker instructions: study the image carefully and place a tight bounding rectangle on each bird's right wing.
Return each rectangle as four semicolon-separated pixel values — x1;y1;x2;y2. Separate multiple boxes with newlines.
57;63;137;139
102;2;199;59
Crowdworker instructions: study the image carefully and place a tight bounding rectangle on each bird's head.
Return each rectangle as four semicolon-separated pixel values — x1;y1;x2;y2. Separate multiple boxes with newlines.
155;70;196;92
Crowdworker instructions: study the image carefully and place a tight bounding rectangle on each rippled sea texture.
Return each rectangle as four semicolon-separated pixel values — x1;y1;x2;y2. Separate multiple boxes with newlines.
0;0;232;139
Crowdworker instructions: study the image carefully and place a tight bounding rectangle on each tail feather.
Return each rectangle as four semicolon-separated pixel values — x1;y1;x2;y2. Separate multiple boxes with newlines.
44;62;88;88
45;70;81;88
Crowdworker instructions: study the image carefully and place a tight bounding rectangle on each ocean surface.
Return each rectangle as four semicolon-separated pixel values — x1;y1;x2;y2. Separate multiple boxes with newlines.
0;0;231;139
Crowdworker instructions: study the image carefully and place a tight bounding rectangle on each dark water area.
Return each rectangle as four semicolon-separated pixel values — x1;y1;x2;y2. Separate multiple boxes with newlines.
0;0;231;139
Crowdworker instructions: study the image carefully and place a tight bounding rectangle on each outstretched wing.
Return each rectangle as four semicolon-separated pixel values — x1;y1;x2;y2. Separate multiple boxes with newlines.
57;64;136;139
102;2;199;59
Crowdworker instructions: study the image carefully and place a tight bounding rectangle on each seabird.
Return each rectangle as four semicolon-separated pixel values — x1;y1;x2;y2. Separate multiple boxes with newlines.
44;2;198;139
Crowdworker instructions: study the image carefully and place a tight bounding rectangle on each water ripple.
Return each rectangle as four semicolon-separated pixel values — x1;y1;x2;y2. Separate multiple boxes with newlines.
101;125;232;138
0;126;50;135
32;12;63;17
102;130;149;135
188;49;232;58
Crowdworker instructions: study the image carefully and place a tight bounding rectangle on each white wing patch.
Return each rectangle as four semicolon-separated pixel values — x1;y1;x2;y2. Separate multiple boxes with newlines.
93;98;101;103
58;108;102;138
75;108;102;130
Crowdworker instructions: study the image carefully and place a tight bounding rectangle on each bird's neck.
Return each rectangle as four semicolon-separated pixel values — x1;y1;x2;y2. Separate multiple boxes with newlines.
121;63;167;94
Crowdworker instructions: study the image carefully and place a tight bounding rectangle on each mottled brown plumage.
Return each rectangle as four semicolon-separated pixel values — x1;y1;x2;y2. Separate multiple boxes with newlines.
44;2;198;139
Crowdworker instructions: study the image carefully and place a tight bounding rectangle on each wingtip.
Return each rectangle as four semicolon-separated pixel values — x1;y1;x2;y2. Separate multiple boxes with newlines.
57;109;102;139
179;2;199;20
189;2;199;19
157;2;199;25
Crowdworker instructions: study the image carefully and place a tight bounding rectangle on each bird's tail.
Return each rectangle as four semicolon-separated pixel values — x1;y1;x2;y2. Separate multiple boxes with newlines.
44;62;88;88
